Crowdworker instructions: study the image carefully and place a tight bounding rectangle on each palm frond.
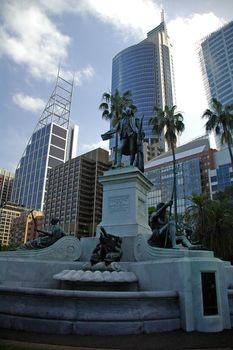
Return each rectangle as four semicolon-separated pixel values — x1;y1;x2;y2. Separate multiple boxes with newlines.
102;92;111;103
101;110;111;120
202;109;213;119
215;125;221;135
99;102;109;111
222;130;233;144
99;89;137;126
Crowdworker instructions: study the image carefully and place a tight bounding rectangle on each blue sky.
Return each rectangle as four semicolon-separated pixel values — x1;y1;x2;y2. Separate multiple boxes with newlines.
0;0;233;172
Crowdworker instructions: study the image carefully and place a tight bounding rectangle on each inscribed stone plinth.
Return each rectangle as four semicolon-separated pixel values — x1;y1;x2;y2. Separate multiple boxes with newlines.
96;166;153;237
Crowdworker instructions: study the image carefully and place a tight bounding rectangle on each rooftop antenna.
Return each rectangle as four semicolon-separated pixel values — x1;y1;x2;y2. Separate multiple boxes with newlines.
161;9;165;23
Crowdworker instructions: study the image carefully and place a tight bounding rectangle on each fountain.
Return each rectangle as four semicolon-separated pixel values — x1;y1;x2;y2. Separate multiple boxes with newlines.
0;117;233;335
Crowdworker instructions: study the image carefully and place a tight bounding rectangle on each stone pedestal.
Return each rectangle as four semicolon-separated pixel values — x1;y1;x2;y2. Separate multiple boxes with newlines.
96;166;153;237
132;234;231;332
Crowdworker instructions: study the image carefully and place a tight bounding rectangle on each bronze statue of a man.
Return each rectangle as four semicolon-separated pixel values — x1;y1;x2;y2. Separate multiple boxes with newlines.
101;109;145;172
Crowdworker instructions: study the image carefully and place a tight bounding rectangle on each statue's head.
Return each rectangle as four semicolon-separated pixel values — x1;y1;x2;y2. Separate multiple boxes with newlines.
125;108;133;117
51;218;60;225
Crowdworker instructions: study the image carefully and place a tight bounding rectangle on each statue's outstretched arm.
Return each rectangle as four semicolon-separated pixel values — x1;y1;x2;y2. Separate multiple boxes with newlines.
101;128;116;141
37;229;51;236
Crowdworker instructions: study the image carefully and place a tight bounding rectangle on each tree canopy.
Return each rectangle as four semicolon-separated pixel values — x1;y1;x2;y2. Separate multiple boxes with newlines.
202;98;233;168
99;89;136;126
185;189;233;262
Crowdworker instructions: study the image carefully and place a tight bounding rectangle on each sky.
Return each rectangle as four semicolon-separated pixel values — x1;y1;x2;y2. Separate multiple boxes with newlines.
0;0;233;173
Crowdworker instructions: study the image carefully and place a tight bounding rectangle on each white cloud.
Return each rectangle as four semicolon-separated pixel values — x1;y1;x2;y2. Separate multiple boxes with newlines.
54;65;95;86
0;1;70;80
36;0;82;14
37;0;161;38
0;0;95;84
79;140;110;155
81;0;161;38
167;13;225;143
13;93;45;113
73;65;95;86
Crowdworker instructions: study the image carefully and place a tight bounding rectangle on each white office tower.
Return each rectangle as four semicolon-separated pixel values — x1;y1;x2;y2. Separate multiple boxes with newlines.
11;72;78;210
199;21;233;150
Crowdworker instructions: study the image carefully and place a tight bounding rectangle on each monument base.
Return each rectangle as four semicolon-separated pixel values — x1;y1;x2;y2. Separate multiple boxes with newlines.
96;166;153;237
0;235;232;334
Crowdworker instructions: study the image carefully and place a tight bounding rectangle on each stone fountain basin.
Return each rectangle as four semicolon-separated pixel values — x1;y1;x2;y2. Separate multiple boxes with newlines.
0;286;180;335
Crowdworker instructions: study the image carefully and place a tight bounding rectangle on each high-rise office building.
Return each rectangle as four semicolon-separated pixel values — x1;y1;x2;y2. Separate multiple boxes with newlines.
145;135;216;214
44;148;110;237
0;202;25;246
209;148;233;197
11;73;78;211
199;21;233;149
111;13;176;157
0;168;14;207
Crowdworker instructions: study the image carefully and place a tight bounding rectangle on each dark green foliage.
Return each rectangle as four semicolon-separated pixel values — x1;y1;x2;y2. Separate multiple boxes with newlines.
185;191;233;262
214;184;233;205
148;206;156;215
99;89;137;125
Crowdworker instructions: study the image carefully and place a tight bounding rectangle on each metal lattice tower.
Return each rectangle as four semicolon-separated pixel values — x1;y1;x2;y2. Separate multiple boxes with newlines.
36;69;74;130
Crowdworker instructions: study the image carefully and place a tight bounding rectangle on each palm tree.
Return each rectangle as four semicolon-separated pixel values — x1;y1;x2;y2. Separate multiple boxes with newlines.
202;98;233;169
99;89;136;164
149;105;185;227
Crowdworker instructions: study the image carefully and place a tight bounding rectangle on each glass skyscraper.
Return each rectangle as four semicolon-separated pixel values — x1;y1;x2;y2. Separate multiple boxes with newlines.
11;73;78;211
0;168;14;207
199;21;233;149
111;17;176;155
209;147;233;197
145;135;215;214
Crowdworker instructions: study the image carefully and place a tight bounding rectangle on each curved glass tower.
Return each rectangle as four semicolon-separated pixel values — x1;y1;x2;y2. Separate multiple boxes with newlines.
111;18;176;157
199;21;233;150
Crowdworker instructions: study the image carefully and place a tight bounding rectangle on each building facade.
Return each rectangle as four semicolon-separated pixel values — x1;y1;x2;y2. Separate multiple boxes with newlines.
11;73;78;211
9;210;44;247
199;21;233;149
111;15;176;157
43;148;110;237
0;202;25;246
12;122;71;210
0;168;14;207
145;136;216;214
209;147;233;197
